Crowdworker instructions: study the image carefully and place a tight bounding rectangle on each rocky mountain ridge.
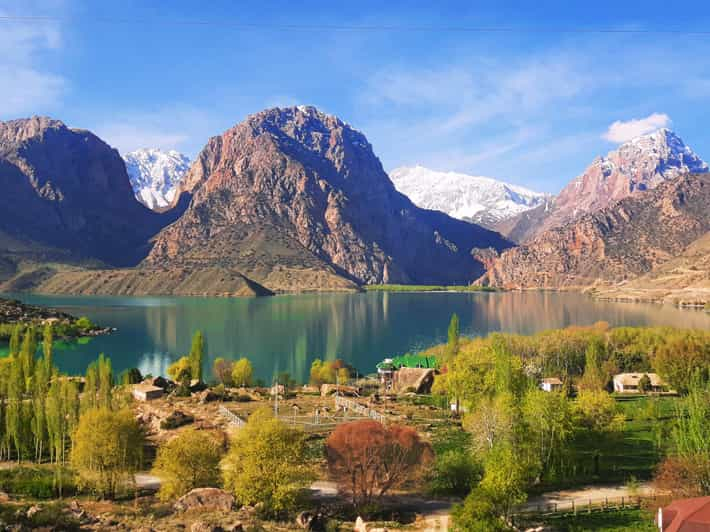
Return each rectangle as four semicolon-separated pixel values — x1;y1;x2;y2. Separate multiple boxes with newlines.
498;129;708;242
477;173;710;290
389;165;550;228
145;106;512;291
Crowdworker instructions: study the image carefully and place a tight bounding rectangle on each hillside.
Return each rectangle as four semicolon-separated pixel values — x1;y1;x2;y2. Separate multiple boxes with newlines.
477;173;710;290
498;129;708;242
145;106;512;290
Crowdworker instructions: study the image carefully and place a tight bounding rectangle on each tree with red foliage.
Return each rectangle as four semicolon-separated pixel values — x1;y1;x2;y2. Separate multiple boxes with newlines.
325;420;433;508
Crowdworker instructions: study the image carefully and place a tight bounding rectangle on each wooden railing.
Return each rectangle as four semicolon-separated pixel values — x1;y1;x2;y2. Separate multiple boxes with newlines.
334;396;388;423
513;493;657;519
219;405;246;428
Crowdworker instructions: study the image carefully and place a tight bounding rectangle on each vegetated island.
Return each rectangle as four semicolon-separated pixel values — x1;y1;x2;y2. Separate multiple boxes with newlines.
0;297;110;339
365;284;499;293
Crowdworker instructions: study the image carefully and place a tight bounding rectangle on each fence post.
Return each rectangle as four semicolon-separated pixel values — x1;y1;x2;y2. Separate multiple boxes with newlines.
621;496;624;509
572;500;576;515
588;500;591;514
605;497;608;510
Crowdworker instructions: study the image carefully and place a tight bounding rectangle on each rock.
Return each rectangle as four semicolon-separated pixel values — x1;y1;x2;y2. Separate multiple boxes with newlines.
354;516;367;532
225;524;244;532
26;505;41;519
174;488;235;513
191;521;223;532
0;491;9;503
196;389;219;403
160;410;195;430
296;511;326;531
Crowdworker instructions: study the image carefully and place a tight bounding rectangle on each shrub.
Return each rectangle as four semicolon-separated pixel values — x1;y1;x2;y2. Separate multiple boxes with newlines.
0;467;76;498
429;449;482;496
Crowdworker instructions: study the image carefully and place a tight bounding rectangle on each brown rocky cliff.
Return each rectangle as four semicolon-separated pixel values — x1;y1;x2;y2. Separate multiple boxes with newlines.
146;106;512;287
478;173;710;289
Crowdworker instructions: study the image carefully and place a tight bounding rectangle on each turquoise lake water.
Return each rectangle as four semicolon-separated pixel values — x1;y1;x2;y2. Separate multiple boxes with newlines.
4;291;709;382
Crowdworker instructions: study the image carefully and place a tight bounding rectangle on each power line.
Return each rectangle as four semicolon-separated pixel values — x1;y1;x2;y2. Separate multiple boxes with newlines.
1;15;710;35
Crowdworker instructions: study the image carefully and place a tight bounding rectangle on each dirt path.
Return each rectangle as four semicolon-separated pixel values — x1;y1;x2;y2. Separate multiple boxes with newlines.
523;482;654;511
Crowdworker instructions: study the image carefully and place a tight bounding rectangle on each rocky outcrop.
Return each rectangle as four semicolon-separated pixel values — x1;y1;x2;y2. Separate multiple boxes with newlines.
174;488;235;512
0;117;182;272
498;129;708;242
478;173;710;289
147;106;511;289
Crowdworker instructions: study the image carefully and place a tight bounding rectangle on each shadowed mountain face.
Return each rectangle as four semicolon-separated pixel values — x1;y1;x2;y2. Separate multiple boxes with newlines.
147;106;512;288
477;173;710;289
0;117;181;269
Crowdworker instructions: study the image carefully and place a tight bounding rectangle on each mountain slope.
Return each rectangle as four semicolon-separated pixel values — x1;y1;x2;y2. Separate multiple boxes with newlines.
498;129;708;242
0;117;178;271
389;165;549;228
147;106;512;290
123;148;190;210
477;173;710;289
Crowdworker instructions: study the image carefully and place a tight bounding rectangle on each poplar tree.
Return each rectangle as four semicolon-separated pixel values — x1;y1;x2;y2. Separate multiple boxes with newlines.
189;331;205;383
42;323;53;371
19;327;36;393
446;314;460;361
97;354;113;409
8;324;22;357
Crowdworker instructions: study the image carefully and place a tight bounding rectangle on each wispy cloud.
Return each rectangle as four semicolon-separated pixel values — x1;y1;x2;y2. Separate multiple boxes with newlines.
602;113;671;143
0;7;66;117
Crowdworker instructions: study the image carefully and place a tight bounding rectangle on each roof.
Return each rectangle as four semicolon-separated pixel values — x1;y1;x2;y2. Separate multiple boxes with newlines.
132;383;164;394
542;377;563;385
614;372;665;387
659;496;710;532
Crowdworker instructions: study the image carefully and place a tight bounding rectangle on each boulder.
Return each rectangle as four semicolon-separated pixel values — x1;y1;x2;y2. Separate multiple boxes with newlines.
160;410;195;430
26;505;41;519
320;384;360;397
296;510;326;531
174;488;235;513
196;389;219;404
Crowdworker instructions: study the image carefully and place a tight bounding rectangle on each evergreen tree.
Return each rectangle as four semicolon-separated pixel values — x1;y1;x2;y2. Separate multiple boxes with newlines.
189;331;205;383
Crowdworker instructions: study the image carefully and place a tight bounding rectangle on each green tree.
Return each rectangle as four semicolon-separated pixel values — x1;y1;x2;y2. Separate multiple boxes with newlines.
446;313;460;361
189;331;205;383
19;327;36;393
152;428;223;501
578;338;607;391
451;487;511;532
479;443;529;518
221;407;313;514
213;357;233;386
521;388;573;482
42;323;53;371
429;449;482;497
167;356;192;384
638;373;651;394
231;358;253;387
8;324;22;356
71;407;144;499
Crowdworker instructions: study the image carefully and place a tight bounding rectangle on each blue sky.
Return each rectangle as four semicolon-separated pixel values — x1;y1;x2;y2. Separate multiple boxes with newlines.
3;0;710;193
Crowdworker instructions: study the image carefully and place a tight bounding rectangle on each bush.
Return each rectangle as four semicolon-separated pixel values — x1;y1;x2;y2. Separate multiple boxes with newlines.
160;411;195;430
0;467;76;498
429;449;482;496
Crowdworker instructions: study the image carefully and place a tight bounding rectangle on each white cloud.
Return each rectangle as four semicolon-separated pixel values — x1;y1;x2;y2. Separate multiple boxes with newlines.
602;113;671;143
0;7;66;117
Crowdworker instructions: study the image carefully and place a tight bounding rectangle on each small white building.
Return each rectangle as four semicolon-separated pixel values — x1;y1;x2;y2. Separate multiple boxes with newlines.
613;372;665;394
540;377;564;392
132;383;164;402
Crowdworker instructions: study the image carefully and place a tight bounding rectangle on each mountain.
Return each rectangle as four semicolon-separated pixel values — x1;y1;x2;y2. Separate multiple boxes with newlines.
144;106;512;291
389;165;550;228
123;148;190;210
498;129;709;242
0;117;176;275
476;173;710;290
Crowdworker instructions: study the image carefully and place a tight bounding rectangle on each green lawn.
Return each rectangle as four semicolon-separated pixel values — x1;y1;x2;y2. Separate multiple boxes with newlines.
538;509;656;531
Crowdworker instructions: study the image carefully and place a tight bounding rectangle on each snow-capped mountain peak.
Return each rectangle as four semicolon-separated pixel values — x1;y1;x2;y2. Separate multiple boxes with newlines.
389;165;550;228
123;148;191;210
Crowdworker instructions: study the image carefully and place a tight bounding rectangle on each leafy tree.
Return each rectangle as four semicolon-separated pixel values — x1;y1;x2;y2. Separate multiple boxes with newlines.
578;338;607;391
152;428;223;501
42;324;53;371
325;419;433;509
189;331;205;383
231;358;254;387
638;373;651;393
167;356;192;384
652;330;710;393
8;324;22;357
75;316;93;331
71;407;144;499
221;407;312;515
574;390;625;433
446;313;460;361
309;359;354;386
464;394;515;454
429;449;482;497
19;327;36;393
521;388;573;482
451;486;511;532
479;443;529;518
213;357;233;385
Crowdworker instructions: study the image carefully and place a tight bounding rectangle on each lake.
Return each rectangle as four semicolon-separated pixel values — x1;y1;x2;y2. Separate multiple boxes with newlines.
4;291;710;383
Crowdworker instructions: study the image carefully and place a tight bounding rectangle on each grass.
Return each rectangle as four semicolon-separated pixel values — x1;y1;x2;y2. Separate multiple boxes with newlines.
364;284;498;293
537;395;679;491
537;508;656;531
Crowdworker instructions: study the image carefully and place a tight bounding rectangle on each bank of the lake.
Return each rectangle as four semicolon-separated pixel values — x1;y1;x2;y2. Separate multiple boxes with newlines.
2;291;709;382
